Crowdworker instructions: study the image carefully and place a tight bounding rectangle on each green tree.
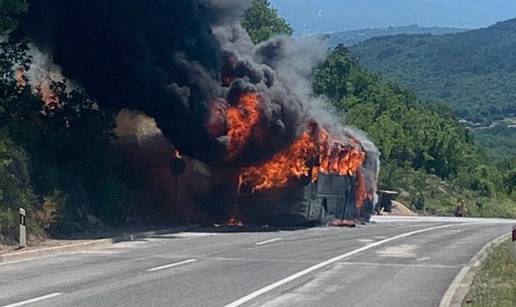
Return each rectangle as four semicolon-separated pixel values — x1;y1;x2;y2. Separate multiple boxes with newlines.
1;26;134;239
241;0;293;44
0;0;28;33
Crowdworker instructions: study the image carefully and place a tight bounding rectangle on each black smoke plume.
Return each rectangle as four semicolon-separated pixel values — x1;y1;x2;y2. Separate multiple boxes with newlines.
17;0;322;165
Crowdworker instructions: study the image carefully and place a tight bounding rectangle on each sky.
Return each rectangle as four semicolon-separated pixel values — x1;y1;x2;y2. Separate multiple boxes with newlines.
270;0;516;34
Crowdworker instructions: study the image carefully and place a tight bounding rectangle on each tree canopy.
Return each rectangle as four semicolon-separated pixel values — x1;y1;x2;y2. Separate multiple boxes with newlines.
241;0;293;44
0;0;28;33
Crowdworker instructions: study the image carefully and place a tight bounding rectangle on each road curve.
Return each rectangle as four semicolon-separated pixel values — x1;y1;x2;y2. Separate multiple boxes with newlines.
0;216;514;307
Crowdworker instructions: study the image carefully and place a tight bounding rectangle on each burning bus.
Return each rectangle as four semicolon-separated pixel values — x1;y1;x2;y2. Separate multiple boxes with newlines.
235;122;379;226
115;110;379;227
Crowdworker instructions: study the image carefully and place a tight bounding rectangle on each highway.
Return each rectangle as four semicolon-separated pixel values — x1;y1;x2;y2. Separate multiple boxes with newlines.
0;216;514;307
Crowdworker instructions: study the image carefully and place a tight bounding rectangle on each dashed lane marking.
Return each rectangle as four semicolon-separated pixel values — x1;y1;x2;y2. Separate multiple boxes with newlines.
147;259;197;272
1;292;63;307
256;238;282;246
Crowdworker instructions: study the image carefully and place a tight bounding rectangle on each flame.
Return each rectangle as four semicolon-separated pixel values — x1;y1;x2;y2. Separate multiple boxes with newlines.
355;170;367;209
239;123;366;192
13;66;60;109
36;82;59;109
226;216;244;227
15;66;27;89
225;93;260;161
240;132;316;191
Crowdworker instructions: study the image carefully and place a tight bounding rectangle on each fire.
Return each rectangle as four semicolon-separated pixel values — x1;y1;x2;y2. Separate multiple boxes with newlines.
13;66;60;110
225;93;261;161
355;170;367;209
36;83;59;109
226;216;244;227
15;66;26;89
240;123;366;192
240;132;316;191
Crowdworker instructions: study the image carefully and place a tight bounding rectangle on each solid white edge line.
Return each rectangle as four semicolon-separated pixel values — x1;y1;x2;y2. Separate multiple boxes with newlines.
147;259;197;272
256;238;282;246
439;232;511;307
1;292;63;307
225;224;459;307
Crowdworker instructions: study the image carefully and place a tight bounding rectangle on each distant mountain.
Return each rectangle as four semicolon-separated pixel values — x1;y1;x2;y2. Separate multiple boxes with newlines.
271;0;516;35
324;25;466;47
350;18;516;123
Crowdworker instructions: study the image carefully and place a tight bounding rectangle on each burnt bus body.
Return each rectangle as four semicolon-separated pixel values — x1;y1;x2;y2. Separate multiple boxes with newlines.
238;174;361;226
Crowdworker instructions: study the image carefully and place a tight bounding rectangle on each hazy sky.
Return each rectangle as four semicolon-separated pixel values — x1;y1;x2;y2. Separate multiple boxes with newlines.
270;0;516;34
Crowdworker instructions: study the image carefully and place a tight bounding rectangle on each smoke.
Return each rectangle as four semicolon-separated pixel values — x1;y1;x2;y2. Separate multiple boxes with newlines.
114;109;162;145
16;0;323;165
17;0;380;203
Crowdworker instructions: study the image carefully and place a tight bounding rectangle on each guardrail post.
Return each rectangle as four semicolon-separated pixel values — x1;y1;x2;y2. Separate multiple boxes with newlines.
19;208;26;248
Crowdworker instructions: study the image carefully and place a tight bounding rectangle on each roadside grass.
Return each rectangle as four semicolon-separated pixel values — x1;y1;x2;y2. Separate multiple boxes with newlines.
463;239;516;306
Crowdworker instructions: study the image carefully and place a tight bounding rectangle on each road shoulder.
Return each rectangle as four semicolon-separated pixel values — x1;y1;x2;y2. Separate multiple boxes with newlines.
439;232;510;307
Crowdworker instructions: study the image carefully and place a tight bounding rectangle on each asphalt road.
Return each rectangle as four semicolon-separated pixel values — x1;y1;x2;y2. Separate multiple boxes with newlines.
0;216;514;307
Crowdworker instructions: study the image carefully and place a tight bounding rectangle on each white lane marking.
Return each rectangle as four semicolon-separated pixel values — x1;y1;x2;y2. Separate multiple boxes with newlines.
172;232;217;238
225;224;458;307
256;238;282;246
1;292;63;307
357;239;374;243
147;259;197;272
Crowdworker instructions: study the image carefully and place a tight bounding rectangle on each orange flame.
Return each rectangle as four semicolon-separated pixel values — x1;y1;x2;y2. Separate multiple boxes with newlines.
240;132;316;191
15;66;26;89
226;216;244;227
240;124;366;192
13;66;60;109
36;83;59;109
226;93;260;161
355;170;367;209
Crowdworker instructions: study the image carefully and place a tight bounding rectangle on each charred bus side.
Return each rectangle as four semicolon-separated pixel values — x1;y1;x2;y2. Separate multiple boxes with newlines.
238;173;363;226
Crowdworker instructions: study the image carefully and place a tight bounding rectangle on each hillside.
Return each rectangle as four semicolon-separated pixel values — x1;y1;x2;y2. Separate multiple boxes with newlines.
324;25;465;47
350;18;516;124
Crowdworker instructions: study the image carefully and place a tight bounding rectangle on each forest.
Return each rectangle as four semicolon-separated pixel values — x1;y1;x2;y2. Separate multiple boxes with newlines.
1;0;514;244
350;18;516;124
